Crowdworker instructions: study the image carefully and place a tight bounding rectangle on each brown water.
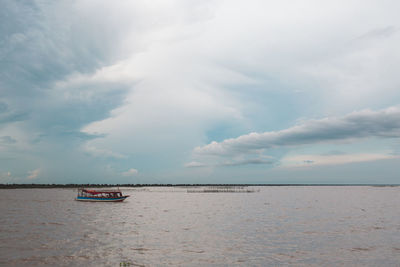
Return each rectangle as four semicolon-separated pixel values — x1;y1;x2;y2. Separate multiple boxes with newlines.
0;186;399;266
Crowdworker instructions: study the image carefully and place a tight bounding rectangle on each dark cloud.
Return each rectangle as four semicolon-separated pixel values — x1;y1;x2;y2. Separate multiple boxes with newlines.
0;112;28;124
0;0;130;134
0;136;17;144
0;102;8;113
0;0;132;181
0;103;28;124
0;1;120;91
34;131;106;143
30;85;128;136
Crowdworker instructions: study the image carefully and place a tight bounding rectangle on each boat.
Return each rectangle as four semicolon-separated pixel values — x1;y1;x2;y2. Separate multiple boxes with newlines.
75;188;129;202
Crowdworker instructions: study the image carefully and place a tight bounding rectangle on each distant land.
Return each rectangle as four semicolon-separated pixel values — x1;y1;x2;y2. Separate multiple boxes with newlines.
0;184;399;189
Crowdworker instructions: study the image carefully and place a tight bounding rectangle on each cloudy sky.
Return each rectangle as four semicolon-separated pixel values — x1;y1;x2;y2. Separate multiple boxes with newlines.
1;0;400;184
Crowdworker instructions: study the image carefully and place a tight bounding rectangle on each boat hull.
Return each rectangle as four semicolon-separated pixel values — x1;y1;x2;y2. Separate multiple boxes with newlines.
75;196;129;202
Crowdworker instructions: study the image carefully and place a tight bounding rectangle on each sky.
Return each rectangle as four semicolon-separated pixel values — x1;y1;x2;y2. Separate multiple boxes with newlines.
1;0;400;184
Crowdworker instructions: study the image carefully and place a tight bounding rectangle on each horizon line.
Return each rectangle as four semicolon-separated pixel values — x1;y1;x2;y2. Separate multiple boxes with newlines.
1;183;399;188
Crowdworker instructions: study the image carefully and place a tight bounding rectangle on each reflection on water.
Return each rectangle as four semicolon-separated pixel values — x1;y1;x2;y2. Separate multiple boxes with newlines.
0;187;399;266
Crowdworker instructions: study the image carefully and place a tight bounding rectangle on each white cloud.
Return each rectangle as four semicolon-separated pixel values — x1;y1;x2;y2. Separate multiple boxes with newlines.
80;1;400;174
122;168;138;177
83;144;126;159
220;158;274;166
27;168;40;179
281;153;399;168
194;106;400;157
185;157;274;168
185;161;207;168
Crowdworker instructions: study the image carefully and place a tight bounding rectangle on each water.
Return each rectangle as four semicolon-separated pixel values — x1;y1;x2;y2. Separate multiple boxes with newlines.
0;186;399;266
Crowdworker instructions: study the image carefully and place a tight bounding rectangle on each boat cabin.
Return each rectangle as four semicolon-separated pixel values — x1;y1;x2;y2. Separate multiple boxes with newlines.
77;189;123;198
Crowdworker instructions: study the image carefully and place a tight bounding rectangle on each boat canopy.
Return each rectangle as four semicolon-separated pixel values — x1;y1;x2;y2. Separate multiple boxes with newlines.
82;189;121;195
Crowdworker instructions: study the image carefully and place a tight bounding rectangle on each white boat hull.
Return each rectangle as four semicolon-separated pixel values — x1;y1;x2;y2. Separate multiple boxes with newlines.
75;196;129;202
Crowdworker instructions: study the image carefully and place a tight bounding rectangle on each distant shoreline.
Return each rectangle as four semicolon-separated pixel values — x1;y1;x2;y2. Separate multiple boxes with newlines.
0;184;398;189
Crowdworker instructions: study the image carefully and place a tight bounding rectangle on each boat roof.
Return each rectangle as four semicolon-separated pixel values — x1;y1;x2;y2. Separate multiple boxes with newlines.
80;188;122;194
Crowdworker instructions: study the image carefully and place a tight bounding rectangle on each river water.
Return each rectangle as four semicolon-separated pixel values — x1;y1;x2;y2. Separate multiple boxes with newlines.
1;186;399;266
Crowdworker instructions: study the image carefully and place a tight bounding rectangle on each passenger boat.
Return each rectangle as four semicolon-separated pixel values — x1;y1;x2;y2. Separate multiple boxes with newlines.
75;188;129;202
